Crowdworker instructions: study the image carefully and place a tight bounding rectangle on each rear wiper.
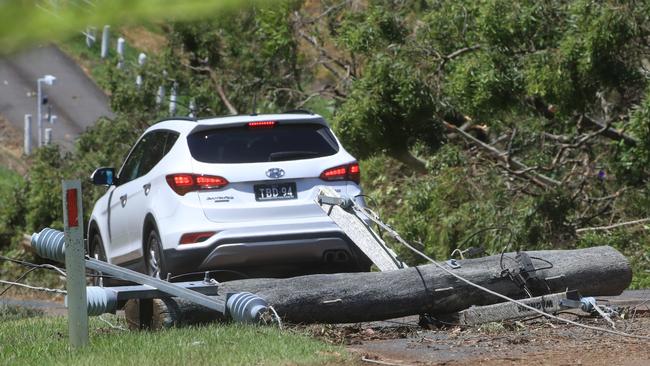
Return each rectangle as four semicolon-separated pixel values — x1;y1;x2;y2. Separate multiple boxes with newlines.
268;151;320;161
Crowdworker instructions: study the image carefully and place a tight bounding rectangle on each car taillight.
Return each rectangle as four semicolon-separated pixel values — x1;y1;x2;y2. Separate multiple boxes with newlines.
320;162;361;184
179;231;216;245
166;174;229;195
247;121;276;128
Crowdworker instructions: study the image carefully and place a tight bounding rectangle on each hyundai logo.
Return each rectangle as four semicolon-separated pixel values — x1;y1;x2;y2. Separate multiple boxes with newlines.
266;168;285;179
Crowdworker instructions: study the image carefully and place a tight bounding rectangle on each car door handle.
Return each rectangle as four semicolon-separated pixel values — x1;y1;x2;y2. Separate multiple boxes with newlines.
120;194;127;207
143;183;151;196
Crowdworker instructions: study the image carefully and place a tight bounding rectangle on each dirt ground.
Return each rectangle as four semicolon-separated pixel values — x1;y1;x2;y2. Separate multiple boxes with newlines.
300;292;650;366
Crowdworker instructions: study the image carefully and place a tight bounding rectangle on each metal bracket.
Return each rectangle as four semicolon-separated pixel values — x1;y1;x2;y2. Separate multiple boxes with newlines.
446;259;461;269
318;194;353;209
85;258;225;313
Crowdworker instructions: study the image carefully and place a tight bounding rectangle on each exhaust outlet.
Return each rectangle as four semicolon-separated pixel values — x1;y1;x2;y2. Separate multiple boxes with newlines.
335;250;349;263
323;251;335;263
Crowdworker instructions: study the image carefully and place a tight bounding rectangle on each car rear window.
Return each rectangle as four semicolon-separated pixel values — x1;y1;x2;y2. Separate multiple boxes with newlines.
187;123;340;163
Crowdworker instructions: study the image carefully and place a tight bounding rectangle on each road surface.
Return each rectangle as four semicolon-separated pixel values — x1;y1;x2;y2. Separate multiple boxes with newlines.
0;45;113;150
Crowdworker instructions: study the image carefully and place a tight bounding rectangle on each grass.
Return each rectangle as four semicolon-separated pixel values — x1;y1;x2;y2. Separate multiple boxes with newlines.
0;314;349;366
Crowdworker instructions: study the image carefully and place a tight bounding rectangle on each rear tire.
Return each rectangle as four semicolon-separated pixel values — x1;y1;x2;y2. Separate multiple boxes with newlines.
144;229;167;279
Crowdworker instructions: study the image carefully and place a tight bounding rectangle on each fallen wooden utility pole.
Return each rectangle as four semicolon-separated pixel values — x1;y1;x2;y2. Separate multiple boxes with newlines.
141;246;631;328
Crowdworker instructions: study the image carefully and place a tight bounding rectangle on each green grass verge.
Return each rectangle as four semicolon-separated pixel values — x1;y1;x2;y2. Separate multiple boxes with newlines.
0;314;349;366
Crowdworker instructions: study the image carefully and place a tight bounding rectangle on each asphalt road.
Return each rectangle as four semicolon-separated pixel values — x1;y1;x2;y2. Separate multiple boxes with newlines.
0;45;113;150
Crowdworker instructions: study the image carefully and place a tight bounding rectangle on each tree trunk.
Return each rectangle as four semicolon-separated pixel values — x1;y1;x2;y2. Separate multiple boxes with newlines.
140;246;631;328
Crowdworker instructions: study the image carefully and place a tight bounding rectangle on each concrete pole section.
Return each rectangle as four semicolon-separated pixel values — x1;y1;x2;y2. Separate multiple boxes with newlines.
24;114;32;155
101;25;110;59
62;180;88;348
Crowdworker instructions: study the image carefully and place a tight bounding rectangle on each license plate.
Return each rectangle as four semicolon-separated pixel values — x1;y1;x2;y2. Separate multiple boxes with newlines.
254;182;297;201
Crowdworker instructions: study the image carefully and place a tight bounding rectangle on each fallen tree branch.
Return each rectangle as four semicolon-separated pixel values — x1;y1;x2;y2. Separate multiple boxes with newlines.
182;63;238;115
576;218;650;233
444;121;560;189
297;29;354;81
438;45;481;72
581;114;637;147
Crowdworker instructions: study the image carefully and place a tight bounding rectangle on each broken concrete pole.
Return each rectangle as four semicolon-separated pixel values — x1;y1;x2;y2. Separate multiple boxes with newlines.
142;246;630;327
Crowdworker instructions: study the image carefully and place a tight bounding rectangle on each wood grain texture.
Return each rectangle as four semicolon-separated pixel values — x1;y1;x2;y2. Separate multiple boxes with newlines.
139;246;631;327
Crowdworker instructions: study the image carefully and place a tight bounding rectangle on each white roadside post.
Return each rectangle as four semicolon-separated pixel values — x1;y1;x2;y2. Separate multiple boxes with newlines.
116;37;125;69
138;52;147;66
169;82;177;116
24;114;32;155
101;25;110;59
85;26;96;48
44;128;52;146
36;74;56;147
156;85;165;106
62;180;88;348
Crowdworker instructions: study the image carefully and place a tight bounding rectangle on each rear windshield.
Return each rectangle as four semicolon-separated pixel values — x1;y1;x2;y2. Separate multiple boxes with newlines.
187;123;340;163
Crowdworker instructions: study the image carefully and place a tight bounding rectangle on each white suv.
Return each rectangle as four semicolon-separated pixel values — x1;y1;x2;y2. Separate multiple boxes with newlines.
88;112;370;279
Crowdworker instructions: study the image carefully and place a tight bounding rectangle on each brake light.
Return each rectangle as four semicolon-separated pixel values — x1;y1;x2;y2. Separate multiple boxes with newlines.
166;174;229;195
196;175;228;188
320;162;361;184
179;231;216;245
348;163;360;184
247;121;276;128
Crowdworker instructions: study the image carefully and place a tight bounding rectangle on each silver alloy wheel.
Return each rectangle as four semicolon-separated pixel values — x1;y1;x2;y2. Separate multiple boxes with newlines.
90;235;106;286
147;233;161;279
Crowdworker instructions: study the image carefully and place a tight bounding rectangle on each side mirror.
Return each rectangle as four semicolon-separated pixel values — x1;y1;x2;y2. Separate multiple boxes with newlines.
90;167;116;186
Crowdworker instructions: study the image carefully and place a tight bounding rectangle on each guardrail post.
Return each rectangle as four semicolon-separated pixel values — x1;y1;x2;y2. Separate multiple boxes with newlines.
62;180;88;348
101;25;110;59
24;114;32;155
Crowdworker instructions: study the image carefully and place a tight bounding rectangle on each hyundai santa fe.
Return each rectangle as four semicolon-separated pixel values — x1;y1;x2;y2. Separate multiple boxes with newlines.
88;112;370;280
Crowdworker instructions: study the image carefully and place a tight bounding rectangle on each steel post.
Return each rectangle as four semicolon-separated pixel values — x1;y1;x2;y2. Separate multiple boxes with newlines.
62;180;88;347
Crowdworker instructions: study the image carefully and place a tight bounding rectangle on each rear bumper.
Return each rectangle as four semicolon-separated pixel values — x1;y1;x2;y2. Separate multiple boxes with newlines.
162;231;362;276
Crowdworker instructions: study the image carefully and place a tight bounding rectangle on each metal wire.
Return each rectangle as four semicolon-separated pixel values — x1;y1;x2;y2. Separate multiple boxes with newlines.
354;201;650;341
0;280;66;295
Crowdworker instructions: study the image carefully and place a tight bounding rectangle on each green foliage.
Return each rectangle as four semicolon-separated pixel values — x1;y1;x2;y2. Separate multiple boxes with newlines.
615;87;650;184
361;145;525;262
334;55;443;159
168;1;305;114
4;0;650;290
336;6;407;54
0;168;27;245
0;0;281;53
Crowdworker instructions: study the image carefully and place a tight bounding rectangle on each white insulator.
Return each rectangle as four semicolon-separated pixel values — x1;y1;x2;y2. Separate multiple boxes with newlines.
82;286;118;316
226;292;268;323
31;228;66;262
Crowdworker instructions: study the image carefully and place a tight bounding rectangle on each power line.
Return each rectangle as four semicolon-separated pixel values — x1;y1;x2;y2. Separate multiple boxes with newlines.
355;202;650;342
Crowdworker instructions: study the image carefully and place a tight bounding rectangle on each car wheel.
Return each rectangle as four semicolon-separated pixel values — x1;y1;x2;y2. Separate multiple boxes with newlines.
145;229;166;279
89;233;108;286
